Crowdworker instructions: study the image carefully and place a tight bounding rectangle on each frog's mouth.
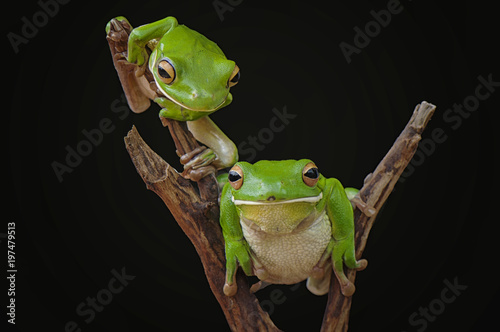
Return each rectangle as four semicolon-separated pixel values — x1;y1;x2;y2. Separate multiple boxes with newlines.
156;81;228;112
232;193;323;206
233;193;323;234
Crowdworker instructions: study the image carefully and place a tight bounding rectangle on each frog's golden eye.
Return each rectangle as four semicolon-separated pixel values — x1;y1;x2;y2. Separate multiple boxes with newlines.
157;59;176;85
228;65;240;88
228;164;243;190
302;162;319;187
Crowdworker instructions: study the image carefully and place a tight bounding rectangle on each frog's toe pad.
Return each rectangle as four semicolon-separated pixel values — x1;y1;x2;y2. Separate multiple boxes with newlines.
223;283;237;297
340;281;356;297
355;259;368;271
182;166;216;182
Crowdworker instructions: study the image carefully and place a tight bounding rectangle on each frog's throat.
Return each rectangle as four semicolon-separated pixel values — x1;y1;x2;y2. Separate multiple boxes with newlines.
232;192;323;206
155;81;227;112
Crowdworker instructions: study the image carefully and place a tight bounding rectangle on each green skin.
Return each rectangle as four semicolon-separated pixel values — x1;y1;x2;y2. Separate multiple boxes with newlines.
220;159;367;297
106;16;239;170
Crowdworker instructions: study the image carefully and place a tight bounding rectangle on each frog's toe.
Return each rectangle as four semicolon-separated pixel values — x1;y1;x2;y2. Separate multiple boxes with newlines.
355;259;368;271
177;146;217;181
350;195;376;217
250;280;271;293
307;266;332;296
182;166;216;182
180;146;217;169
223;282;237;297
340;280;356;297
254;267;269;281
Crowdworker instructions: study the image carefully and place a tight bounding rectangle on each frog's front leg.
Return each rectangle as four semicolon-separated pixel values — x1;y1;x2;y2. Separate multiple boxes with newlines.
220;185;254;296
126;16;178;67
327;179;368;296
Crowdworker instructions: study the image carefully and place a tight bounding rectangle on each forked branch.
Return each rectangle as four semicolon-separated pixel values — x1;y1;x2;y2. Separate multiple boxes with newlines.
123;101;435;331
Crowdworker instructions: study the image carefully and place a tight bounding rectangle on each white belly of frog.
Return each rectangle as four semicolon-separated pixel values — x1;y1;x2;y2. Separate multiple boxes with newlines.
240;213;331;284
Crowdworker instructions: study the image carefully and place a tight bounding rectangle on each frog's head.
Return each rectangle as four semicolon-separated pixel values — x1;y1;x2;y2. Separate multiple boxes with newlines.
149;24;239;112
227;159;325;234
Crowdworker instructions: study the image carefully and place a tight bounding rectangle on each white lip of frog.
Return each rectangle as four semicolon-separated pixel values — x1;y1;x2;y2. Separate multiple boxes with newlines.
231;192;323;206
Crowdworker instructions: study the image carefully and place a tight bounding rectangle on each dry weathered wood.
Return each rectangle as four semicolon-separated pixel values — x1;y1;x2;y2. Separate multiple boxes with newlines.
124;125;281;332
320;101;436;332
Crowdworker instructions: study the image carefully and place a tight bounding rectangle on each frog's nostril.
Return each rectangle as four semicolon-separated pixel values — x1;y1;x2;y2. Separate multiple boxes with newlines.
267;196;276;202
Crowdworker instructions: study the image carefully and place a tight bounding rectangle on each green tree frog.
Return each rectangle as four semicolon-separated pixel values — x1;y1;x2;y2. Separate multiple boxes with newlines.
219;159;368;297
106;16;240;178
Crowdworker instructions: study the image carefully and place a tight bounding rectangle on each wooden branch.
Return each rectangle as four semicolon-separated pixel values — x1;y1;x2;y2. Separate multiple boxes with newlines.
124;124;281;332
320;101;436;331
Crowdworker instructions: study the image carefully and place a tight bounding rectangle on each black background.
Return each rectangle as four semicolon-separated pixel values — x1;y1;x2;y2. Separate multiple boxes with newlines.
4;0;499;331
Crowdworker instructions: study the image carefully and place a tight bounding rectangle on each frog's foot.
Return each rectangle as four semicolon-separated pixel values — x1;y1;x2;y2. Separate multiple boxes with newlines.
333;267;355;297
223;260;240;297
250;280;272;293
349;193;376;217
180;146;216;169
307;261;333;296
333;258;368;297
331;236;368;297
106;17;132;48
177;146;217;181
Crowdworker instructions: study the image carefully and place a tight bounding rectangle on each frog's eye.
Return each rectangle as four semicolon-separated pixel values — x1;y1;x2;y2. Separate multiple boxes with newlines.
228;165;243;190
228;65;240;88
302;162;319;187
157;59;176;85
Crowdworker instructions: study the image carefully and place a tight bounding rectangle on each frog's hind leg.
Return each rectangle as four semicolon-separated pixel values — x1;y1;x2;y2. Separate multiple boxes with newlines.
307;260;333;296
186;116;239;169
309;238;367;296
